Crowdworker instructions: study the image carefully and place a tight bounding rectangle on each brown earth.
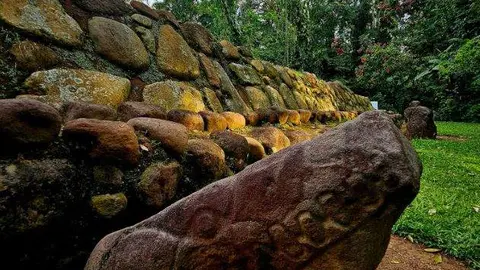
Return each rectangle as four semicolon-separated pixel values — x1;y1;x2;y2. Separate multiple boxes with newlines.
378;236;468;270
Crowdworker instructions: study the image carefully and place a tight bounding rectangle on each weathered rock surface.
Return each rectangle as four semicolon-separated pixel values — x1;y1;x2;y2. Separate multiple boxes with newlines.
131;14;152;28
202;88;224;113
86;111;421;270
185;139;227;180
127;118;188;156
211;131;249;172
130;1;159;20
199;111;228;133
298;109;312;123
63;119;139;165
156;25;200;80
134;26;156;53
0;99;61;150
62;101;117;122
167;110;204;131
286;109;301;125
0;0;83;46
250;126;290;154
283;130;313;145
221;112;246;130
244;86;271;110
213;61;251;114
199;54;221;88
88;17;149;70
91;193;128;218
143;81;205;112
138;162;181;209
219;40;240;60
404;102;437;140
180;23;215;55
72;0;133;16
229;63;262;86
117;102;166;122
25;69;131;108
244;136;267;162
10;40;60;71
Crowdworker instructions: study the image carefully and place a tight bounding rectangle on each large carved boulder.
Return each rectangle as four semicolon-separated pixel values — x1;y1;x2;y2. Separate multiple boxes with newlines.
404;101;437;139
86;111;421;270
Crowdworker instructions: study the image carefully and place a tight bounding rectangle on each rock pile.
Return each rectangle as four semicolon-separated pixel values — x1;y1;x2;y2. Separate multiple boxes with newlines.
404;101;437;139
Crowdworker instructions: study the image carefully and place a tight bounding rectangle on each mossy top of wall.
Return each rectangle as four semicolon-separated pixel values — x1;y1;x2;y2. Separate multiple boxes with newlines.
0;0;373;114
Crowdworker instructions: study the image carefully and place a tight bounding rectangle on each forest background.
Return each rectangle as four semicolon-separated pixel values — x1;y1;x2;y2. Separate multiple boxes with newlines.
151;0;479;122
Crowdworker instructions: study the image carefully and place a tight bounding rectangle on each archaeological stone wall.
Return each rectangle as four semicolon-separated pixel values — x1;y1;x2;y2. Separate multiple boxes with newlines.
0;1;381;269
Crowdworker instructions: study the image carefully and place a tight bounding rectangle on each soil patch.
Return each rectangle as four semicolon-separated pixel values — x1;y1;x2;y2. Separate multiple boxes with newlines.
378;236;468;270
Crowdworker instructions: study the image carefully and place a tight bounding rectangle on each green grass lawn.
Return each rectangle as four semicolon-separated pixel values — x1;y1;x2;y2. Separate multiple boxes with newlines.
393;122;480;269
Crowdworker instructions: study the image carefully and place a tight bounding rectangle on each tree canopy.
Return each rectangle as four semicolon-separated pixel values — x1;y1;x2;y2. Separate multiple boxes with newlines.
153;0;480;122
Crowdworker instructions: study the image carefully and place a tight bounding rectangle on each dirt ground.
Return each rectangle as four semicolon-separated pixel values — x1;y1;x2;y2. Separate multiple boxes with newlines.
378;236;468;270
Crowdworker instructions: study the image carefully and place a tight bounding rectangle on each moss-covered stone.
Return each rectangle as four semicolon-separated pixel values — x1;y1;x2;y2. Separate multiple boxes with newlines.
180;22;215;55
199;53;221;88
91;193;127;218
213;61;251;114
10;40;60;72
25;69;130;108
203;88;224;113
131;14;152;28
156;25;200;80
244;86;271;110
0;0;83;46
88;17;149;70
138;162;181;208
250;60;264;73
263;86;286;109
143;80;206;112
278;83;299;110
219;40;240;60
134;26;156;53
228;63;262;86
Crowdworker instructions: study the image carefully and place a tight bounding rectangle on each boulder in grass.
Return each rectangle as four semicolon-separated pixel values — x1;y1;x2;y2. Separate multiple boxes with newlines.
86;111;421;270
404;101;437;140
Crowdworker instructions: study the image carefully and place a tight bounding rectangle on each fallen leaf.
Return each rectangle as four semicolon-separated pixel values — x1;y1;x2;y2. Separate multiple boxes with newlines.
424;248;442;253
434;254;443;264
473;206;480;213
391;260;401;264
428;208;437;215
407;235;414;243
140;145;149;152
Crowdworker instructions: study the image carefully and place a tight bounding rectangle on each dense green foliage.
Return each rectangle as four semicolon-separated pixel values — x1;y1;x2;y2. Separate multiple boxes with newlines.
154;0;480;122
394;122;480;268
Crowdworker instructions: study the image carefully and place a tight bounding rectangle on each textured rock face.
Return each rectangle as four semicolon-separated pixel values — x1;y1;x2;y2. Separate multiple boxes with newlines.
25;69;131;108
72;0;133;16
199;111;228;133
199;54;221;88
117;102;166;122
185;139;227;180
127;117;188;156
156;25;200;80
404;104;437;139
0;99;61;150
229;63;262;86
220;40;240;60
167;110;204;131
213;61;251;114
85;111;421;270
63;119;140;165
0;0;83;46
88;17;149;70
130;1;159;20
138;162;181;209
143;81;206;112
10;40;60;71
181;23;215;55
62;101;117;122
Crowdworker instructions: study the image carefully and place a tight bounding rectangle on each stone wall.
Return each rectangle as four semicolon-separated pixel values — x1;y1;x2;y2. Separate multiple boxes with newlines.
0;1;375;269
